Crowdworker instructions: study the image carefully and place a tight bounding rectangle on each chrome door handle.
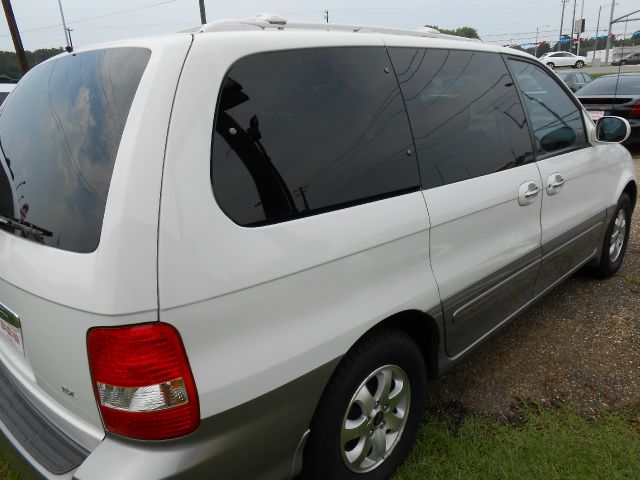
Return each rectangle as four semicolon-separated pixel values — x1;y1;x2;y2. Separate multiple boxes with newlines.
524;187;541;198
518;181;541;206
547;173;565;195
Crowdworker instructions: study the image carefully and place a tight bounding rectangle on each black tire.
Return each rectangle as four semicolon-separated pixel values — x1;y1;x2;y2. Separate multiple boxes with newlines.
302;328;427;480
575;60;585;68
547;62;555;69
588;193;632;278
621;60;627;66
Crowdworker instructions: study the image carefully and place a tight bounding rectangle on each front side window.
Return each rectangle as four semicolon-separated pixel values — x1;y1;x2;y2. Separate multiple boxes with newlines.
508;59;587;156
210;47;419;226
388;48;534;189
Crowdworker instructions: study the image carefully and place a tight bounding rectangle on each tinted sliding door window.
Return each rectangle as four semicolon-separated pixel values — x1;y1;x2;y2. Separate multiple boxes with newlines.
210;47;420;227
388;48;534;190
508;59;587;156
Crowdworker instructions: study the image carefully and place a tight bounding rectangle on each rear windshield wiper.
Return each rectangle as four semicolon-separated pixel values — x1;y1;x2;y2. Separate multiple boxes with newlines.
0;214;53;237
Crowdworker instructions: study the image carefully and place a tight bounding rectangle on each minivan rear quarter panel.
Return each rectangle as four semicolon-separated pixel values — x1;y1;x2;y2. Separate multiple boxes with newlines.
158;31;441;421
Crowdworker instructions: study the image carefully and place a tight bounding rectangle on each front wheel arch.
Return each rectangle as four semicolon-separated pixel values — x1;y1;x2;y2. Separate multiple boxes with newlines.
623;180;637;212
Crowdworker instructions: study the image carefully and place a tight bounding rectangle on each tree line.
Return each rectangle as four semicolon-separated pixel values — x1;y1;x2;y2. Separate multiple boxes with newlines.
0;48;64;81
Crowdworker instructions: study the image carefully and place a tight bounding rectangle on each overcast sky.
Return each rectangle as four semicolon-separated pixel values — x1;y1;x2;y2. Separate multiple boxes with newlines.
1;0;638;51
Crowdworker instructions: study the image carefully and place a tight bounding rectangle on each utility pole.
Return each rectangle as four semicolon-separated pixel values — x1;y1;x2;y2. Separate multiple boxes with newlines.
535;25;549;57
558;0;569;51
57;0;72;52
570;0;577;52
324;10;329;23
576;0;585;55
198;0;206;24
1;0;28;73
594;5;602;60
604;0;615;64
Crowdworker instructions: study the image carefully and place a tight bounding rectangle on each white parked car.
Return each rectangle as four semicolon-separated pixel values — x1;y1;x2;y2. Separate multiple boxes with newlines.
0;83;15;105
540;51;588;68
0;16;636;480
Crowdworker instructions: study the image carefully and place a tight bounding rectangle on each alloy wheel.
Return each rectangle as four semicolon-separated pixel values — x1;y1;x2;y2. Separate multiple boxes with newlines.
340;365;411;473
609;209;627;263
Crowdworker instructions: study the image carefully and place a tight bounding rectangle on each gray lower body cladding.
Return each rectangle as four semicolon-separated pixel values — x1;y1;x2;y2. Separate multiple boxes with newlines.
1;358;339;480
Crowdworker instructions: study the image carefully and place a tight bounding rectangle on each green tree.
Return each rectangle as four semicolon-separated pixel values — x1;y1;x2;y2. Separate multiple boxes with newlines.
425;25;480;39
0;48;64;81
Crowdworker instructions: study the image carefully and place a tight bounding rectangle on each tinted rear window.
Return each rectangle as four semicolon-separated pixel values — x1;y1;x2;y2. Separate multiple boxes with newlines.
0;48;150;253
0;92;8;105
578;75;640;96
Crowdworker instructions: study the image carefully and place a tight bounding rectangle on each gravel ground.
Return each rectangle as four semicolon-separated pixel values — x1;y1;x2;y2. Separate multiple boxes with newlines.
428;152;640;421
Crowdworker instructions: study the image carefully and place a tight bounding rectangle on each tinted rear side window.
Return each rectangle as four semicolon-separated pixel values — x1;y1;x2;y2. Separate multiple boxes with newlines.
210;47;420;226
0;92;8;105
388;48;534;190
0;48;150;253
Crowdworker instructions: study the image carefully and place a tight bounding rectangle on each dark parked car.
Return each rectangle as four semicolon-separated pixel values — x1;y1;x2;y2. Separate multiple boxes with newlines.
577;73;640;145
556;71;593;92
612;52;640;66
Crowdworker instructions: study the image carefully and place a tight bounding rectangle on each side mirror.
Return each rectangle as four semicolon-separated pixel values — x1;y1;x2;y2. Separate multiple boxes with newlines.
595;116;631;144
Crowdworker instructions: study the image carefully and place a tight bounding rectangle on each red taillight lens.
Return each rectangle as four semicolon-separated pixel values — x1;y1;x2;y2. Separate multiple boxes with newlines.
630;101;640;118
87;323;199;440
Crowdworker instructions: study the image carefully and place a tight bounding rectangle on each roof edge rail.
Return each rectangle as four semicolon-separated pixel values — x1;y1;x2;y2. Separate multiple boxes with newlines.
196;16;480;42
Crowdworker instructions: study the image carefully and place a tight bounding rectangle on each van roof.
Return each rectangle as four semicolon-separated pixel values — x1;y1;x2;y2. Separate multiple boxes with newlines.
185;14;534;60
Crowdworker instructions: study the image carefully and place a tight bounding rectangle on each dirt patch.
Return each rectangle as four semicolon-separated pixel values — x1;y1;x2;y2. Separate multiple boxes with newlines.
428;153;640;421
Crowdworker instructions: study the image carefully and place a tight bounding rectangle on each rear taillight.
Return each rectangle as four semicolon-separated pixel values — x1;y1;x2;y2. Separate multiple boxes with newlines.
630;101;640;117
87;323;199;440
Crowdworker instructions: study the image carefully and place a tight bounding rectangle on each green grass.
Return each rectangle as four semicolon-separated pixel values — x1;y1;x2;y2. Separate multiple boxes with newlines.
394;405;640;480
626;274;640;293
0;406;637;479
0;457;18;480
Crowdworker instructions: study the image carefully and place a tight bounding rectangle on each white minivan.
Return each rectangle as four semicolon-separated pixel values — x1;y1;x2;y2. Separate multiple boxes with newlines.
0;17;636;480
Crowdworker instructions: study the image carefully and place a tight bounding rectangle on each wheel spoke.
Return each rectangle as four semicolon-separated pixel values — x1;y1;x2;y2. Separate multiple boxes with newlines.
384;412;403;433
370;429;387;460
342;417;368;446
388;380;407;410
354;385;376;415
350;436;372;467
375;370;393;403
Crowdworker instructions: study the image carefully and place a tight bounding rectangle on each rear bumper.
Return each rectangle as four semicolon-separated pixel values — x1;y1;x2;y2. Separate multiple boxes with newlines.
0;362;88;479
1;358;338;480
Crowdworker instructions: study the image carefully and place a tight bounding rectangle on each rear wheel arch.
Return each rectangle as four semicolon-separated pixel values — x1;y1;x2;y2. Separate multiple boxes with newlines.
373;310;441;380
306;309;441;427
307;309;441;423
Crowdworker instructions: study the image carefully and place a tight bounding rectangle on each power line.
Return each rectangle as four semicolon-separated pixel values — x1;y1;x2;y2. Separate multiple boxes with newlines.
0;0;181;37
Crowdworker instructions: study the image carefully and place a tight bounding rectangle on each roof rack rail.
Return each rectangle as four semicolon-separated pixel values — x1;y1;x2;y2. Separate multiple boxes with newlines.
196;15;479;42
